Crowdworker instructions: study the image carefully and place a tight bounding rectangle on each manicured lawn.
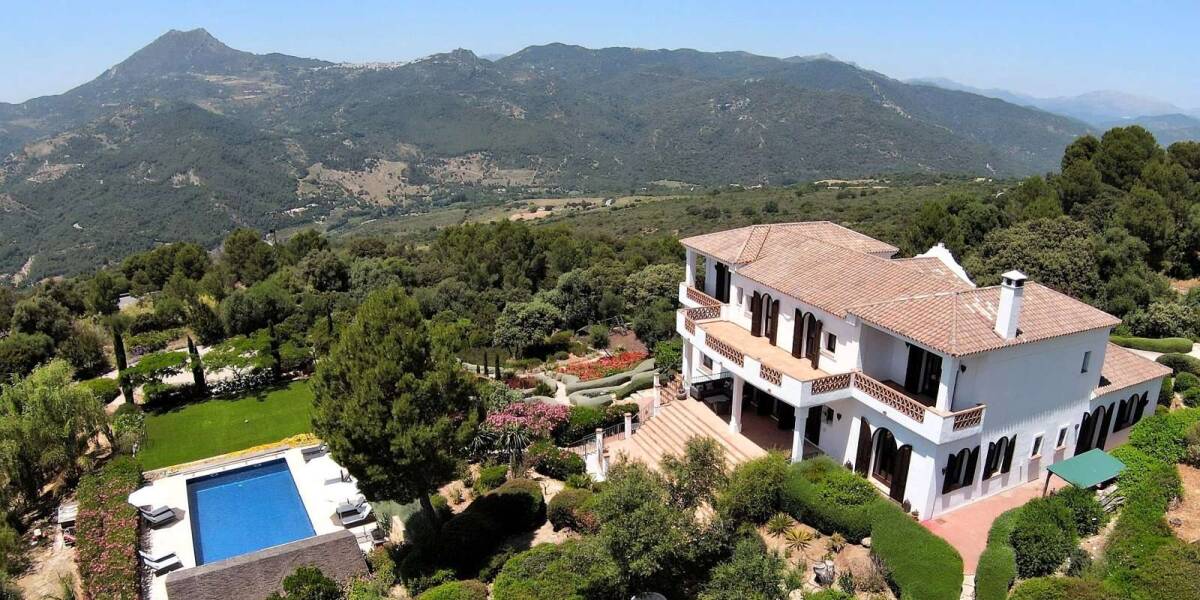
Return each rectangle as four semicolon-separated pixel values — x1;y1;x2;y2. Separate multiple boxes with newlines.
138;380;315;470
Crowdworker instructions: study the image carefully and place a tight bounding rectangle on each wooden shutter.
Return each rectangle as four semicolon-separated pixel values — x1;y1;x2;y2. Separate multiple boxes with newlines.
1001;435;1017;474
792;310;804;358
1132;392;1149;424
1074;412;1093;456
750;292;762;336
904;345;924;393
982;442;998;480
963;446;980;485
890;446;912;502
854;417;872;477
810;320;824;370
768;299;781;344
942;452;960;494
1095;403;1115;450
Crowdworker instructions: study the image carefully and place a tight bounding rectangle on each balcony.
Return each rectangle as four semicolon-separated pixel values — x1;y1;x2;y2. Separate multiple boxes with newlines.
807;371;985;443
679;282;722;308
677;309;986;445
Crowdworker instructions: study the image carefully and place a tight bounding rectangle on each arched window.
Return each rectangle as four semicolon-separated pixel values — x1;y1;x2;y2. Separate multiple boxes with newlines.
871;428;898;486
942;445;979;494
983;435;1017;479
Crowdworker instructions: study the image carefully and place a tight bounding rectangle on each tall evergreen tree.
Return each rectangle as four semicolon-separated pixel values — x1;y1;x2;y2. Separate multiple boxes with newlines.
187;336;207;396
311;287;480;528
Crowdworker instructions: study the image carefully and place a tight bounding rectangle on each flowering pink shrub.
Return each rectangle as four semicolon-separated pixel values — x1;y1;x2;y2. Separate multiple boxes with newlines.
77;456;142;600
557;351;647;381
484;402;570;437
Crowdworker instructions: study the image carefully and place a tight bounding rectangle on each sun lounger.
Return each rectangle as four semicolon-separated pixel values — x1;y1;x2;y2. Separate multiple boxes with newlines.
336;499;372;527
139;506;180;527
139;550;182;573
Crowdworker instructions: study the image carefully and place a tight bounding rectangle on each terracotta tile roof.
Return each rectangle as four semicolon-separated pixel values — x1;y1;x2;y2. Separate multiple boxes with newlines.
735;234;973;318
681;221;898;264
683;222;1121;358
849;283;1122;357
892;257;973;289
1096;343;1172;395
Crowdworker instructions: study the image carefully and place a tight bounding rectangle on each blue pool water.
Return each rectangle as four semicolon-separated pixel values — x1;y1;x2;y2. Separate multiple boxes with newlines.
187;459;316;565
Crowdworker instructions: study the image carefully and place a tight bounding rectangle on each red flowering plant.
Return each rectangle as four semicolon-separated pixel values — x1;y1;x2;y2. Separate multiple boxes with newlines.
557;351;648;381
76;456;142;600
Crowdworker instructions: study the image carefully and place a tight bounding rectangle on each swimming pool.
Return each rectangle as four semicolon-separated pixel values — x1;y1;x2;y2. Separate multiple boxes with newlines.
187;458;316;565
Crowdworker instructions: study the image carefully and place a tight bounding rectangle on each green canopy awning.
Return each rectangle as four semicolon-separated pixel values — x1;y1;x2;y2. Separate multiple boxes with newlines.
1046;449;1125;489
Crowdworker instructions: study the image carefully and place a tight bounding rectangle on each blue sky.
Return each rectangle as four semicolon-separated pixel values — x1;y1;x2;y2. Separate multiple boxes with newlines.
2;1;1197;107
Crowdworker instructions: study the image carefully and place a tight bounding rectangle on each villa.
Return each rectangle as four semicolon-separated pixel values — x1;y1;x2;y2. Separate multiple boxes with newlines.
611;222;1170;519
130;446;377;600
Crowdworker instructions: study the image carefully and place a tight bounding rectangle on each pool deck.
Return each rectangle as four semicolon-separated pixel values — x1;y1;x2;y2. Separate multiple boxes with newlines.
143;447;376;600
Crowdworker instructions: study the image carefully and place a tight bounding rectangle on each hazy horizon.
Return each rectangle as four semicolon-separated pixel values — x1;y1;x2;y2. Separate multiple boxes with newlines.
2;0;1197;109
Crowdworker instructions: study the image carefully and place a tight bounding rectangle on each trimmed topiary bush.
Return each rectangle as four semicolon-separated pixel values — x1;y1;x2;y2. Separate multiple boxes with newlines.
1184;387;1200;407
1008;576;1114;600
416;579;488;600
868;500;963;600
1173;371;1199;393
547;488;598;533
492;538;622;600
476;464;508;492
1109;336;1193;354
1155;353;1200;377
436;479;546;575
1010;496;1076;578
974;508;1020;600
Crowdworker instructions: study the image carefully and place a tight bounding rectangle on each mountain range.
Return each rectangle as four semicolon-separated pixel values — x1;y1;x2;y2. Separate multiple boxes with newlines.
0;29;1096;281
909;77;1200;145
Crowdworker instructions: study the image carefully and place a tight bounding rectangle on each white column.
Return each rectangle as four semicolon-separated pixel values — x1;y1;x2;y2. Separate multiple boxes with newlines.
594;428;604;456
682;340;694;389
791;407;807;463
935;356;959;412
704;257;718;297
685;249;697;287
652;374;662;415
729;374;744;433
624;413;633;439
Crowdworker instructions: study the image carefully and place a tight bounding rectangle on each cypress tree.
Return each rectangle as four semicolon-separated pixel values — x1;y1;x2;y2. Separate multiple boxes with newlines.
268;321;283;381
187;336;208;396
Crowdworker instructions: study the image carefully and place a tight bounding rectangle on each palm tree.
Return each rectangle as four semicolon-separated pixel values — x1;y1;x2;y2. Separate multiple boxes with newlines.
492;425;533;477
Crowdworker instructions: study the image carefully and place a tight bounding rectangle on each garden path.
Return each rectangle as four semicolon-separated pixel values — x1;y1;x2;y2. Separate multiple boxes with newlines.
922;476;1068;574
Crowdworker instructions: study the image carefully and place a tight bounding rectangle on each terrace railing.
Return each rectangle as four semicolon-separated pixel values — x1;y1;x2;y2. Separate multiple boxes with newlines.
685;286;722;307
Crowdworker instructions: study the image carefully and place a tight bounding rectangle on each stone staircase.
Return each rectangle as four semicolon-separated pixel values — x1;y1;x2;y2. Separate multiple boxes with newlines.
607;395;767;472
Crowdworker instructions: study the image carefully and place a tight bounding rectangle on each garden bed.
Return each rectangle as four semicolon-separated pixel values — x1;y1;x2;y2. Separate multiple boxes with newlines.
556;351;647;381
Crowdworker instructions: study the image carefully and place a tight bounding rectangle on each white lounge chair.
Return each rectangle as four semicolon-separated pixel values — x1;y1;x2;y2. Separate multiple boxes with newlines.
139;506;180;527
336;499;372;527
139;550;182;573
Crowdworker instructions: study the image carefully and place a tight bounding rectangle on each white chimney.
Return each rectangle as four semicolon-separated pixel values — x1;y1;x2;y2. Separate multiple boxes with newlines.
995;270;1026;340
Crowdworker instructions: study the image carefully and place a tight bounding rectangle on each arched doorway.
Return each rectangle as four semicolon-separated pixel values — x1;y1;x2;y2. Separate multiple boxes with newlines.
871;428;898;486
869;427;912;502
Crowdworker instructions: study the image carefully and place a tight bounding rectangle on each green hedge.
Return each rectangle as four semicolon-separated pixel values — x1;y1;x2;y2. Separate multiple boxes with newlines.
1155;353;1200;377
716;453;790;525
79;377;121;403
1008;576;1114;600
974;508;1020;600
76;457;142;600
867;500;963;600
416;579;488;600
436;479;546;575
782;457;962;600
1109;335;1193;353
782;458;873;541
492;539;621;600
547;488;598;533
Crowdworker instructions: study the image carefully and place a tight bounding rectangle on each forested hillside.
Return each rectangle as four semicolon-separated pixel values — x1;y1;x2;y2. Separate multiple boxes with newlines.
0;29;1092;281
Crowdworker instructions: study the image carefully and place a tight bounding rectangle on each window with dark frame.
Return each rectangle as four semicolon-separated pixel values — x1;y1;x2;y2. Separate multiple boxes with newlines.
702;355;713;370
1056;426;1068;448
825;332;837;353
1081;350;1092;373
1031;434;1043;457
